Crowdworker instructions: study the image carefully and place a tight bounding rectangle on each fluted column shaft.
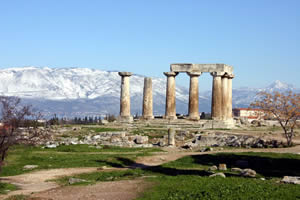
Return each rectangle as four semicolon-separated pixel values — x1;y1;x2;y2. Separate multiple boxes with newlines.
187;72;201;120
211;72;223;120
118;72;133;121
226;74;234;119
142;77;154;120
164;72;178;120
221;75;229;120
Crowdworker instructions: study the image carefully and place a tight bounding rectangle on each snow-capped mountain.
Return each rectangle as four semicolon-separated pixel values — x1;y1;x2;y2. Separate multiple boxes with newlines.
0;67;298;118
0;67;191;117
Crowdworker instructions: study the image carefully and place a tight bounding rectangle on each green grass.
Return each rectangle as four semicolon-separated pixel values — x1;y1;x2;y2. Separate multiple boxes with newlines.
0;182;18;194
51;151;300;200
0;145;162;177
81;127;121;132
3;195;29;200
44;144;162;153
137;176;300;200
163;152;300;177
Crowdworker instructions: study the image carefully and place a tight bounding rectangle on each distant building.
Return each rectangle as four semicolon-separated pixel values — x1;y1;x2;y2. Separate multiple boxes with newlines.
233;108;265;119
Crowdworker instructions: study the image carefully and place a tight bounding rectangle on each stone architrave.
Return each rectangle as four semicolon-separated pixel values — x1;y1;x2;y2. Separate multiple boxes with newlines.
221;75;229;120
211;72;224;120
227;74;234;119
142;77;154;120
118;72;133;122
164;72;178;120
168;128;176;146
187;71;202;120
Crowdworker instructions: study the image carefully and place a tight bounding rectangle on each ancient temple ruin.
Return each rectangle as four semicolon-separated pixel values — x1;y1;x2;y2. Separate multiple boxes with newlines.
118;63;235;127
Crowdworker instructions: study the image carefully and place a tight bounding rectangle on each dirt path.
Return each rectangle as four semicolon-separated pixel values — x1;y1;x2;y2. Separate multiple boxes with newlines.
0;168;99;200
31;179;149;200
1;145;300;200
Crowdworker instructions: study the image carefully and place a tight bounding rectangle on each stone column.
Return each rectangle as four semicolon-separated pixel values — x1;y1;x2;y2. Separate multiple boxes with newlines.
168;128;176;146
226;74;234;119
118;72;133;122
211;72;223;120
164;72;178;120
221;75;229;120
142;77;154;120
187;72;201;120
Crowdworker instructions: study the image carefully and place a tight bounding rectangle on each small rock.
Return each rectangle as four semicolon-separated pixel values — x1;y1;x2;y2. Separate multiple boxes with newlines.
209;173;226;178
97;166;107;170
135;136;148;144
260;178;266;181
240;169;256;177
280;176;300;184
45;144;57;148
68;178;86;185
218;164;227;170
208;165;218;171
231;168;243;173
23;165;38;170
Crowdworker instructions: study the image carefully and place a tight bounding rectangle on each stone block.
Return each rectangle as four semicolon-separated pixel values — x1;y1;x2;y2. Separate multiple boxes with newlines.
218;164;227;170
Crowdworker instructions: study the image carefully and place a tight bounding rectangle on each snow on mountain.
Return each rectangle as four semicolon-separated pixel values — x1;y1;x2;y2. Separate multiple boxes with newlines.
0;67;190;117
0;67;298;118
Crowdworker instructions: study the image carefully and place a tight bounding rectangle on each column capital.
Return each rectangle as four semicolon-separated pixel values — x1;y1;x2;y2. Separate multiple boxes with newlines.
210;71;225;77
118;72;132;77
163;72;178;77
187;71;202;77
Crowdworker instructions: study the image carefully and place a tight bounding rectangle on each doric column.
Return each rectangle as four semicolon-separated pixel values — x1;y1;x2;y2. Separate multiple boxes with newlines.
226;74;234;119
211;72;223;120
187;71;201;120
221;75;229;120
118;72;133;122
164;72;178;120
142;77;154;120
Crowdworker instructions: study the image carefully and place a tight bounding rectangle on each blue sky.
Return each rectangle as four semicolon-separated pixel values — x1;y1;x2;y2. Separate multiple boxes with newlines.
0;0;299;90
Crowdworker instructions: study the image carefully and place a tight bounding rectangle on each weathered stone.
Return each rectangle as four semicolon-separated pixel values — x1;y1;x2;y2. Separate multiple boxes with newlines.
100;119;109;125
68;178;87;185
45;144;57;148
209;172;226;178
135;136;148;144
208;165;218;171
168;128;176;146
164;72;178;120
231;168;243;173
211;72;223;120
218;164;227;170
118;72;133;122
221;76;229;120
23;165;38;170
280;176;300;184
240;169;256;177
187;72;201;120
142;77;154;120
97;166;108;170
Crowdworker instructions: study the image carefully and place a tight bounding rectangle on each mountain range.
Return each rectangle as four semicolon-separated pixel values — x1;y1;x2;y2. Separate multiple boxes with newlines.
0;67;298;118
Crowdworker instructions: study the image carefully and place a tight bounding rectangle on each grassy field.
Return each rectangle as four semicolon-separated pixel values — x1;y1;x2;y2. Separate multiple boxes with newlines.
55;152;300;200
0;144;162;177
2;144;300;200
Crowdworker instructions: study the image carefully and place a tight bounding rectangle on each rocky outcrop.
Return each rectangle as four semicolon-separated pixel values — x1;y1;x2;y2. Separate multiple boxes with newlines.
183;132;282;148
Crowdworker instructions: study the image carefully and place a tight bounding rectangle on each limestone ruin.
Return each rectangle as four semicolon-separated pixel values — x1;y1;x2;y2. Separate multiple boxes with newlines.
118;63;235;127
